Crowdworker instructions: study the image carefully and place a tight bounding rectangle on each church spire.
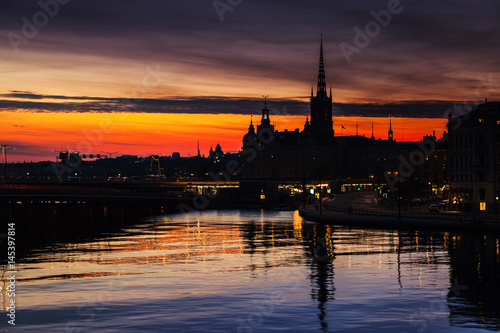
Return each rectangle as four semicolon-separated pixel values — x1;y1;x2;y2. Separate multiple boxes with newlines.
317;34;326;96
248;115;255;133
303;109;311;132
309;36;333;138
256;95;274;134
388;117;394;141
261;95;270;124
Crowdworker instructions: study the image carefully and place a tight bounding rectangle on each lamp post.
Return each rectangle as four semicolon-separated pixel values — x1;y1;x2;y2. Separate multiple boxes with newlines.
101;151;120;159
1;145;15;180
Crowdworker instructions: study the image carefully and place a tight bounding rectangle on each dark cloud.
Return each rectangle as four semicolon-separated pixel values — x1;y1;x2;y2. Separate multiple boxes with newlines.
1;91;112;101
0;91;462;118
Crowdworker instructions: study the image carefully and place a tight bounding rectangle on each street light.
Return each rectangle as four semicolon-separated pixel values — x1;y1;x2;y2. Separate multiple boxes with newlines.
52;149;70;162
1;145;15;179
101;151;120;159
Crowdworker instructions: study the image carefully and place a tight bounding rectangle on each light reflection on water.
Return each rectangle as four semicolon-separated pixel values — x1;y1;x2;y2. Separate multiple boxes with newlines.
3;210;500;332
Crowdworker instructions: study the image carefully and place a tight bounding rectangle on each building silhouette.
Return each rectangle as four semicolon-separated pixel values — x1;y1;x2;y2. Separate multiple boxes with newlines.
448;101;500;213
241;38;398;183
310;36;334;139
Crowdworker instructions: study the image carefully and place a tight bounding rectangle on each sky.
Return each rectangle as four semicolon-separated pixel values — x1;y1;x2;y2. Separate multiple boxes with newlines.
1;0;500;161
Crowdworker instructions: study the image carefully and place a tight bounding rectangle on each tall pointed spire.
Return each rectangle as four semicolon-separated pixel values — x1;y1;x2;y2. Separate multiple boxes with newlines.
261;95;270;123
371;122;374;139
317;34;326;96
310;35;333;138
388;117;394;141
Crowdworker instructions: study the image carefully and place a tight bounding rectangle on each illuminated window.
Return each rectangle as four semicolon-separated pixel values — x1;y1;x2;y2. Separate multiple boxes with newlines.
480;202;486;211
479;119;484;123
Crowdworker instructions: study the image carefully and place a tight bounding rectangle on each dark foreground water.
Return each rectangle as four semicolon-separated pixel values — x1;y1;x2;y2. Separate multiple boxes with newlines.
3;210;500;332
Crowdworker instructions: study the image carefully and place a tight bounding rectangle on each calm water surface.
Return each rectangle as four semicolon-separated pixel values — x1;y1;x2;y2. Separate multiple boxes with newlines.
4;210;500;332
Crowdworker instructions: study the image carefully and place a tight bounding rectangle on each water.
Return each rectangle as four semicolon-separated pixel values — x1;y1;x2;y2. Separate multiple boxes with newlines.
3;210;500;332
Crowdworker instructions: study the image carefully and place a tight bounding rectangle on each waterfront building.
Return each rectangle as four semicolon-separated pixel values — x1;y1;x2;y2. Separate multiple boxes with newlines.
241;38;398;183
447;101;500;213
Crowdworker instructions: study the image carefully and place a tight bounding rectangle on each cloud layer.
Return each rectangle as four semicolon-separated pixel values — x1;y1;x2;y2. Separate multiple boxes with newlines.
1;0;499;104
0;91;464;118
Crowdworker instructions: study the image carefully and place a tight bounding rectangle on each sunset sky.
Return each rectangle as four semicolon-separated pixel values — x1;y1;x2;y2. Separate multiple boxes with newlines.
1;0;499;161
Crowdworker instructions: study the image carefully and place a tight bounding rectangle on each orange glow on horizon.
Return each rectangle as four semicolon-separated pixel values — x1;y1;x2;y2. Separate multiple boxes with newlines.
1;111;447;162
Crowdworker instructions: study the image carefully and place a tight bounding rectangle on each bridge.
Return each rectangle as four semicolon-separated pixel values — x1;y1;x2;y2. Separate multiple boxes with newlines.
0;181;239;219
0;181;239;250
